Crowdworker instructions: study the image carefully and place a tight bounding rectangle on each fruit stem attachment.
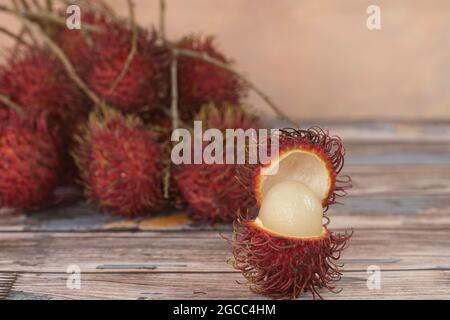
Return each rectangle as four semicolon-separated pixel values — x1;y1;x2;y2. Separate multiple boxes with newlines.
159;0;166;43
107;0;137;95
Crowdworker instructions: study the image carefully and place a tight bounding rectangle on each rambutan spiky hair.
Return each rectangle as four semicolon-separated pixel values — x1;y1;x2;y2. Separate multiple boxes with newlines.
87;26;169;113
0;112;62;210
176;35;247;121
73;106;167;216
228;214;352;300
0;48;86;123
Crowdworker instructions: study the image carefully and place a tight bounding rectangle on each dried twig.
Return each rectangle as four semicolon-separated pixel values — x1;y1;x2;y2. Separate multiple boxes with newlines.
176;47;297;125
108;0;137;94
17;0;31;10
0;26;33;49
31;0;42;11
0;95;23;115
159;0;166;42
12;27;28;53
170;49;179;129
10;1;39;47
46;0;53;12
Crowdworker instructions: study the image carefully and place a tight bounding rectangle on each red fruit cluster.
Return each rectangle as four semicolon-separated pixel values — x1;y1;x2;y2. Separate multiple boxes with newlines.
177;36;246;120
73;107;166;216
0;114;62;210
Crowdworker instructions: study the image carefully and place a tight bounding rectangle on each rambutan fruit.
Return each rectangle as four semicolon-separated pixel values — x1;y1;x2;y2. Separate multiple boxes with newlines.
176;36;246;121
173;104;259;223
73;106;167;216
228;128;353;299
0;113;62;210
0;49;90;185
0;49;87;124
87;26;169;113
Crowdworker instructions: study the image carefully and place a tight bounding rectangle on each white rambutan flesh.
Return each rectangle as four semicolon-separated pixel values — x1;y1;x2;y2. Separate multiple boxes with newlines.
256;180;324;238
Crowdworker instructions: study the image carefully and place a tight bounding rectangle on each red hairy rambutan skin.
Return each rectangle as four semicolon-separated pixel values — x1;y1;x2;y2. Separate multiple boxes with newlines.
0;49;90;185
173;104;259;223
238;127;352;211
0;49;87;123
228;217;352;299
176;36;246;121
88;27;169;113
73;107;166;216
0;113;62;210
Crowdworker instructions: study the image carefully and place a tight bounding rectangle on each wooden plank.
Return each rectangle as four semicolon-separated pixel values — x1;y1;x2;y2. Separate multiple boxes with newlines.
345;143;450;166
6;270;450;300
268;119;450;144
349;166;450;196
0;273;16;300
0;229;448;274
0;193;448;232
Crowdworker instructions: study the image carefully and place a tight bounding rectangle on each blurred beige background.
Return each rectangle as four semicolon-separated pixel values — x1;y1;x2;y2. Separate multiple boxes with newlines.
0;0;449;120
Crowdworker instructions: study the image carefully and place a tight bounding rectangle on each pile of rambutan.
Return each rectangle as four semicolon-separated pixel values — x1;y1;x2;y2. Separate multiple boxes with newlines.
0;2;244;214
0;0;353;300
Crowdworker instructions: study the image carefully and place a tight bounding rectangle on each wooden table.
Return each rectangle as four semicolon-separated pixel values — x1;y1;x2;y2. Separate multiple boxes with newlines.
1;120;449;300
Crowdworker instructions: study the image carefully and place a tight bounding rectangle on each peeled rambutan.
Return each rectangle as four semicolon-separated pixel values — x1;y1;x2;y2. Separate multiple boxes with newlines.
238;127;352;211
0;113;62;210
73;106;166;216
173;104;259;223
176;36;246;121
87;26;169;113
228;128;353;299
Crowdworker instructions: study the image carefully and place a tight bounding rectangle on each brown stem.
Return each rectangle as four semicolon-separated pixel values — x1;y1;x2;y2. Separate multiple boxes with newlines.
46;0;53;12
30;0;42;11
108;0;137;94
170;48;179;129
17;0;31;10
176;47;297;125
159;0;166;42
0;26;33;49
0;95;23;115
12;27;28;53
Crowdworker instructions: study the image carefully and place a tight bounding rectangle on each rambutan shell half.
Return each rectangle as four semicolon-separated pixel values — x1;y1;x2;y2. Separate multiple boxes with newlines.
228;216;352;299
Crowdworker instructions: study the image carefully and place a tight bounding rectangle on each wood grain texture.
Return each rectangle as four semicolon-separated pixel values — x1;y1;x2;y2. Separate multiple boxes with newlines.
0;229;448;274
6;270;450;300
0;121;449;299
